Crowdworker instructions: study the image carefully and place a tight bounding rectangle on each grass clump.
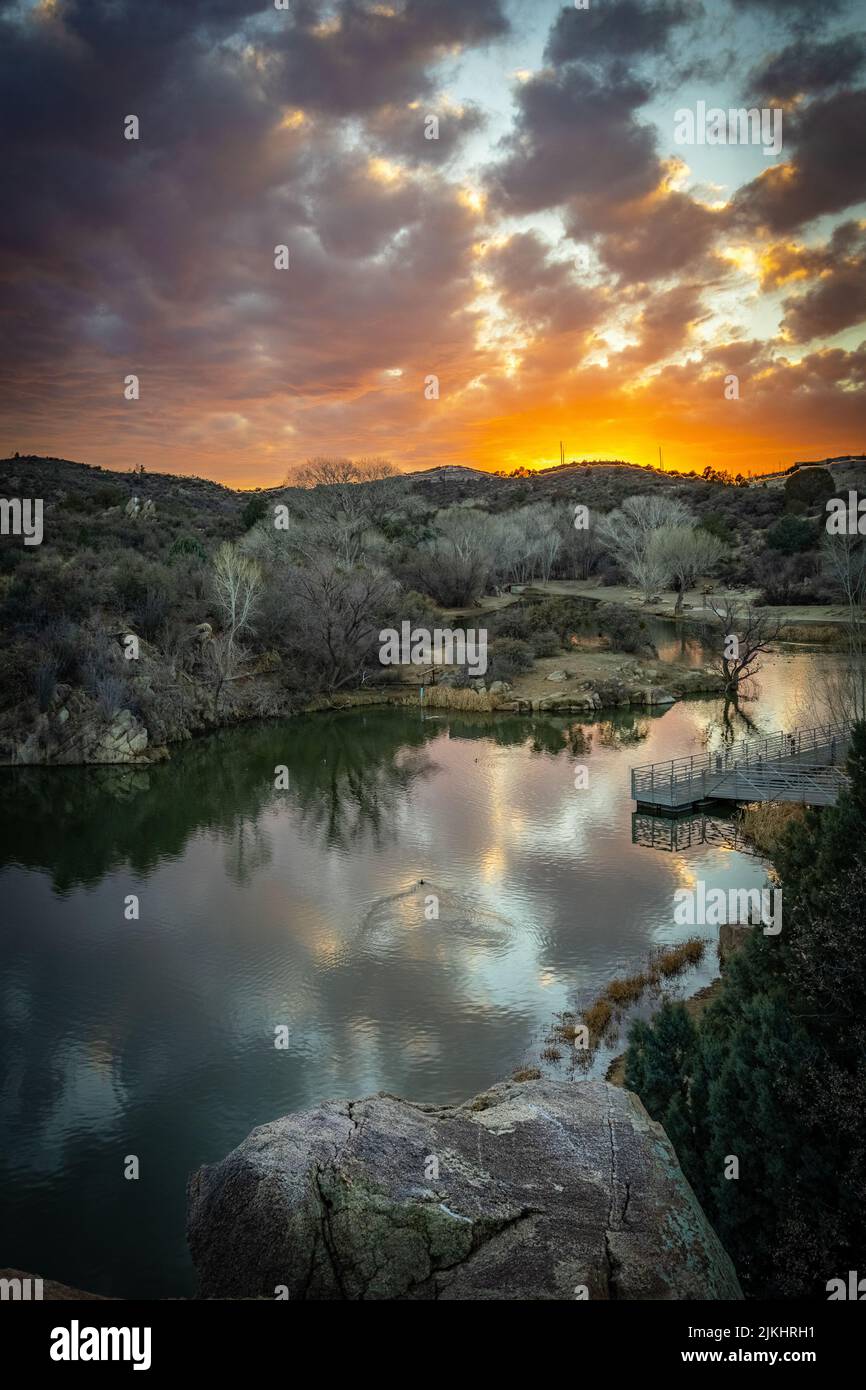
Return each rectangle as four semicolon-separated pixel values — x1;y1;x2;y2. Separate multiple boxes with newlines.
741;801;805;856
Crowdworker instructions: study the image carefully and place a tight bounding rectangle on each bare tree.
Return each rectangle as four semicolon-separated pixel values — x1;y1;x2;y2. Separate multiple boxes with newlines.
596;495;693;601
209;542;262;712
653;526;725;614
404;506;497;605
704;595;783;702
279;557;399;691
284;456;399;567
490;504;560;586
557;505;605;579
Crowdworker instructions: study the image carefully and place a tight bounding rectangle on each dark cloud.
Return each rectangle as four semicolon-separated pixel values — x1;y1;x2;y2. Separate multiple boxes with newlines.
779;223;866;343
545;0;690;66
488;65;657;216
366;101;486;166
483;232;605;337
570;186;721;282
267;0;509;116
729;0;844;28
619;283;709;366
0;0;508;444
748;37;866;101
731;88;866;233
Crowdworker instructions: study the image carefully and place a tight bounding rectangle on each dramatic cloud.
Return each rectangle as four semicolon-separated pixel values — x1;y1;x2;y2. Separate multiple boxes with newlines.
749;37;866;101
731;89;866;234
545;0;690;66
0;0;864;480
777;224;866;344
488;65;657;217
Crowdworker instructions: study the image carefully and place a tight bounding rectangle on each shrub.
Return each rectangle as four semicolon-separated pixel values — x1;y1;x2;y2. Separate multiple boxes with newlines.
766;515;817;554
783;468;834;511
240;494;269;531
486;637;534;682
169;535;207;564
529;628;561;658
596;604;656;655
699;512;734;544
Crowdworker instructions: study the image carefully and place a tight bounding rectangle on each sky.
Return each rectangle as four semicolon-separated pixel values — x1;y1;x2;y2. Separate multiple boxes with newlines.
1;0;866;486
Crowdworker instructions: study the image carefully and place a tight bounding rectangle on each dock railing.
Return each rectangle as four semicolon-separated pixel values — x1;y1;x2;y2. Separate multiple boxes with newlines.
631;721;851;806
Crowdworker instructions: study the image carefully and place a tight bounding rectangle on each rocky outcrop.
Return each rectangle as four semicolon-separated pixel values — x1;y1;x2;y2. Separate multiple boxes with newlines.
8;699;152;765
187;1078;742;1301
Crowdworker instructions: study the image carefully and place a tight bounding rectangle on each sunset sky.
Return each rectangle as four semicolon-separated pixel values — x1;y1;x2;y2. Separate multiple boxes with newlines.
2;0;866;486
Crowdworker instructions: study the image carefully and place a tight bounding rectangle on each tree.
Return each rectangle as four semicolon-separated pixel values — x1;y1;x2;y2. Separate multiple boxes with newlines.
625;724;866;1298
784;467;834;511
402;506;497;606
704;595;783;702
285;456;399;567
625;1003;697;1120
596;495;693;601
275;557;398;692
209;542;262;713
766;515;817;554
653;526;725;614
240;493;268;531
820;531;866;723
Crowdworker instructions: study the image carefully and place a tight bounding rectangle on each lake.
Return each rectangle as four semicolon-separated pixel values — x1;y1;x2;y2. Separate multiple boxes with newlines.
0;628;842;1296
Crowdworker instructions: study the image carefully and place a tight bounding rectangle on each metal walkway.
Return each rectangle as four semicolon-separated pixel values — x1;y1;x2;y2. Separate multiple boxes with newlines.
631;722;851;810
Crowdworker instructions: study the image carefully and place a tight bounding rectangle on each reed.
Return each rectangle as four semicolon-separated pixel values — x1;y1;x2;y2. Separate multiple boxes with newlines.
741;801;805;855
404;685;498;711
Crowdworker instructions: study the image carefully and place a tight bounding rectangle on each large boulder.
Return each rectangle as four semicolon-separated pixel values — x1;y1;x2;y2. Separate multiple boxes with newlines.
187;1078;742;1301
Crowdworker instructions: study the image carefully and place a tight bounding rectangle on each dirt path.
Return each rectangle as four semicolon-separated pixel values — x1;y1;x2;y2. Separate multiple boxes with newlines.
444;581;850;633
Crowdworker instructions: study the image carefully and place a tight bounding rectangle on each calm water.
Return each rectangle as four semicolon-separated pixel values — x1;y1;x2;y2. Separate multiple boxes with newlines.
0;630;840;1296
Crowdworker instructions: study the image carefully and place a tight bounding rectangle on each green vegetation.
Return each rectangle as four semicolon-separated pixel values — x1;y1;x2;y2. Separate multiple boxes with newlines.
766;514;818;554
625;724;866;1298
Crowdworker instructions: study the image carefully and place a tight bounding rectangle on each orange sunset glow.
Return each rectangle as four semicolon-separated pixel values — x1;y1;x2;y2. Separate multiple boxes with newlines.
2;0;865;485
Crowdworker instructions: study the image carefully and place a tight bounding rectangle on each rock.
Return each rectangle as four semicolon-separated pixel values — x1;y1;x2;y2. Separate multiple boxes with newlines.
646;688;676;706
187;1078;742;1301
93;709;150;763
544;669;569;683
488;680;512;695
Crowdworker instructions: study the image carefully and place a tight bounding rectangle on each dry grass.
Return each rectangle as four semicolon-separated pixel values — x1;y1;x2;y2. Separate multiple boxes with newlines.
540;1045;563;1063
512;1066;542;1082
405;685;498;711
605;971;649;1005
650;937;705;978
553;938;707;1057
552;1018;583;1043
781;624;844;646
741;801;805;855
583;998;613;1041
